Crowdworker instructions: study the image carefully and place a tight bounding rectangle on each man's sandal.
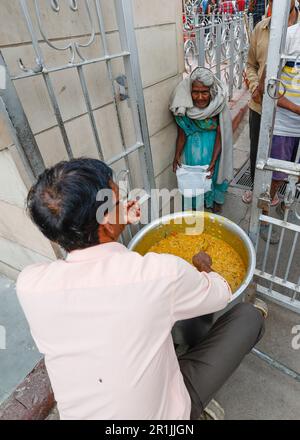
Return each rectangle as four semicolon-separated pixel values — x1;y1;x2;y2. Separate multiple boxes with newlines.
200;399;225;420
252;298;268;319
242;190;253;204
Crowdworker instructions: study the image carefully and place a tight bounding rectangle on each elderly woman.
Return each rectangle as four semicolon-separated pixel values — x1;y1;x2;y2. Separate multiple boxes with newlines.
170;67;233;213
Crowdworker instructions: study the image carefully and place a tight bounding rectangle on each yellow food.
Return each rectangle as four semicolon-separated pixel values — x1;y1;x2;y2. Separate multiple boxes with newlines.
148;232;246;292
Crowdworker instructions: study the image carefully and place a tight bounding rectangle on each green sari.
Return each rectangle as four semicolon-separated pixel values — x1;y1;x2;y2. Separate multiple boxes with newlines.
175;115;228;209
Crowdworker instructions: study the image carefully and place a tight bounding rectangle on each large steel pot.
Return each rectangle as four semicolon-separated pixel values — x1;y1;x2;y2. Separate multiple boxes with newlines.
128;211;256;345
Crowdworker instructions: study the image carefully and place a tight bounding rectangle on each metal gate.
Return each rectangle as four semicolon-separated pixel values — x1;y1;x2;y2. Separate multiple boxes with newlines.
249;0;300;314
183;5;252;101
0;0;158;244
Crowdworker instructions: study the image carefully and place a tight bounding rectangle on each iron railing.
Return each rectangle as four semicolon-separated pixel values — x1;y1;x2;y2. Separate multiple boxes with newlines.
0;0;159;246
183;12;253;100
249;0;300;313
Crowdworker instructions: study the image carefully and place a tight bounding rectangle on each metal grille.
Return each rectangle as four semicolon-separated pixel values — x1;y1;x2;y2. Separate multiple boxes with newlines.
183;11;252;100
249;0;300;313
0;0;158;245
230;161;300;198
230;160;253;189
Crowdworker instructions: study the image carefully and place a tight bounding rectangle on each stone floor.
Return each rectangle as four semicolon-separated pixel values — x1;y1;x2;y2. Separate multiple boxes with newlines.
214;294;300;420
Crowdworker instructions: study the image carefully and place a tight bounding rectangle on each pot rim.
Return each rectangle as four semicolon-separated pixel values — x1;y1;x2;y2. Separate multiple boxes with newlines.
128;211;256;303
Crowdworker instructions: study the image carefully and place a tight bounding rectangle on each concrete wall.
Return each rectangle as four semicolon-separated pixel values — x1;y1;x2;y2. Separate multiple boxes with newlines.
0;0;184;279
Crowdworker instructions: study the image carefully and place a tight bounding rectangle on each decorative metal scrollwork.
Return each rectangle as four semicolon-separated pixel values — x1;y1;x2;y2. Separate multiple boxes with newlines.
205;35;215;67
233;63;241;88
18;0;96;73
18;57;43;74
183;0;201;17
224;69;230;84
221;22;231;59
184;39;197;73
69;0;78;12
35;0;95;63
50;0;78;13
183;9;250;99
50;0;60;12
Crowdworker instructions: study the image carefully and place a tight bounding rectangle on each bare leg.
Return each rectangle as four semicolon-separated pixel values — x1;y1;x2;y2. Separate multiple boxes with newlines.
262;179;283;217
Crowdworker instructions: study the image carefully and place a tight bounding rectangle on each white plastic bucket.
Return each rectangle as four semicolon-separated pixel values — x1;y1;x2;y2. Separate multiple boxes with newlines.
176;164;212;197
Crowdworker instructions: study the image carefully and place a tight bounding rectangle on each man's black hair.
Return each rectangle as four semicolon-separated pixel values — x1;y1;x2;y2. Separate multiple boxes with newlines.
27;158;113;252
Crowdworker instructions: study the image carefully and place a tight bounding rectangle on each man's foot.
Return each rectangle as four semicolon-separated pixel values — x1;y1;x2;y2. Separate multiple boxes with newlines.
242;190;252;204
212;202;222;214
199;399;225;420
270;193;280;207
252;298;268;319
260;224;280;244
244;285;268;319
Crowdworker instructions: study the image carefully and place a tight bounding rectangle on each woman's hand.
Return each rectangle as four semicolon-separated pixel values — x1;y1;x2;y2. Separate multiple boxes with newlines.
207;161;215;179
173;156;181;173
192;251;212;273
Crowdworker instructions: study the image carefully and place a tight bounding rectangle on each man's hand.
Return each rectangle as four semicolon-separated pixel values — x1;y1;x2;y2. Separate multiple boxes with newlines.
125;200;141;225
192;251;212;273
252;86;262;104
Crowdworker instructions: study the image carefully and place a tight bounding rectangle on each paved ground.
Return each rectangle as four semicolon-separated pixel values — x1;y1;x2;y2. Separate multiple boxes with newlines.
0;276;41;405
214;283;300;419
1;113;299;419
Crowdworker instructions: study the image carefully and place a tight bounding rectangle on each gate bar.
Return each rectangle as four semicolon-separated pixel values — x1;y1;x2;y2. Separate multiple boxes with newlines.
257;285;300;313
249;0;291;244
12;52;131;81
259;214;300;233
0;52;45;179
261;224;272;273
284;232;299;283
256;158;300;176
114;0;159;220
255;270;300;293
19;0;74;159
95;0;134;192
252;348;300;383
77;65;104;160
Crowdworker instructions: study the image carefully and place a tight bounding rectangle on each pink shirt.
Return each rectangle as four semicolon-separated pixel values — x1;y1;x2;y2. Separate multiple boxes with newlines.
17;242;231;420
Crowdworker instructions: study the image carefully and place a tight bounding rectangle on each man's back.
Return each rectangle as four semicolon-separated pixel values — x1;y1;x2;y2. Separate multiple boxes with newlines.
17;242;230;420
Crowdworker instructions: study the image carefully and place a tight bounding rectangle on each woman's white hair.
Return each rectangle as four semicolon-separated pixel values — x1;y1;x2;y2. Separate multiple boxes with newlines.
190;67;218;99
